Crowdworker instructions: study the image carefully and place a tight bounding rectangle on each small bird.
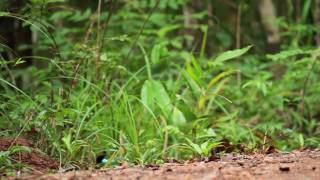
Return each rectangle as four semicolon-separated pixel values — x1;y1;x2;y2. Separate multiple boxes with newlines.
101;157;108;165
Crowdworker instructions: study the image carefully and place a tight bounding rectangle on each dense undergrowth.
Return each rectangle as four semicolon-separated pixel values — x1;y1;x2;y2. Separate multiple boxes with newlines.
0;0;320;172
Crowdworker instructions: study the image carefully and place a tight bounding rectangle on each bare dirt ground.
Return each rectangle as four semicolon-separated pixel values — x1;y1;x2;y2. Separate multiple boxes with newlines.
0;137;59;172
13;149;320;180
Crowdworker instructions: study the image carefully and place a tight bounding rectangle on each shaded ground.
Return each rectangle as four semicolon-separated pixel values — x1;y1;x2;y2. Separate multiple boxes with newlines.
14;149;320;180
0;137;59;173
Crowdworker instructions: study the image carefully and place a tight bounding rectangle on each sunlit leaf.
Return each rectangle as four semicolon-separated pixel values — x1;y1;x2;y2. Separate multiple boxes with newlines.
266;48;312;61
141;80;173;118
172;107;187;126
209;45;252;66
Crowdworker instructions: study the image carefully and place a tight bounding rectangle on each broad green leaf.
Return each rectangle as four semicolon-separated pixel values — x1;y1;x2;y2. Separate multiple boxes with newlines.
186;61;201;85
191;56;203;76
185;138;202;155
141;80;173;118
198;79;227;110
181;69;202;97
157;24;181;38
151;44;167;64
0;12;10;17
298;134;304;148
210;45;252;66
242;80;268;96
62;133;73;154
151;44;161;64
301;0;312;22
50;10;73;21
200;141;208;152
266;48;310;61
186;56;204;85
141;80;155;110
207;70;237;90
172;107;187;126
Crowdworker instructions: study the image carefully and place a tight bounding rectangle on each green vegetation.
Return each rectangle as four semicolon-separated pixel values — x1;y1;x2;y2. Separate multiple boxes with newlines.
0;0;319;171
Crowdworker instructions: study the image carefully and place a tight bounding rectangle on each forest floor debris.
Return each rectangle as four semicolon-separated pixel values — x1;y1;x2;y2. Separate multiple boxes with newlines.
0;137;59;173
12;149;320;180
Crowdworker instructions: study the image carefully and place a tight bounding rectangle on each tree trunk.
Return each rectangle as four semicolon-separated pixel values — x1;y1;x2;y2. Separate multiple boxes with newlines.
0;1;33;89
259;0;280;52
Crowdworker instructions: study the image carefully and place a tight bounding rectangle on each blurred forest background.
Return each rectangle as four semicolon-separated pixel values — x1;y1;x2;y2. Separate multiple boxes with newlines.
0;0;320;170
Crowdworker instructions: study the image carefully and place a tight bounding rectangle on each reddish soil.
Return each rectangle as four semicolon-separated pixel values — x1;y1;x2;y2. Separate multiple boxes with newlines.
14;149;320;180
0;137;59;172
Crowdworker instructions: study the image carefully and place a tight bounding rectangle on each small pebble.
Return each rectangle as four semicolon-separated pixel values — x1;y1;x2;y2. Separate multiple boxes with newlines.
279;164;290;172
166;168;173;172
237;160;245;166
